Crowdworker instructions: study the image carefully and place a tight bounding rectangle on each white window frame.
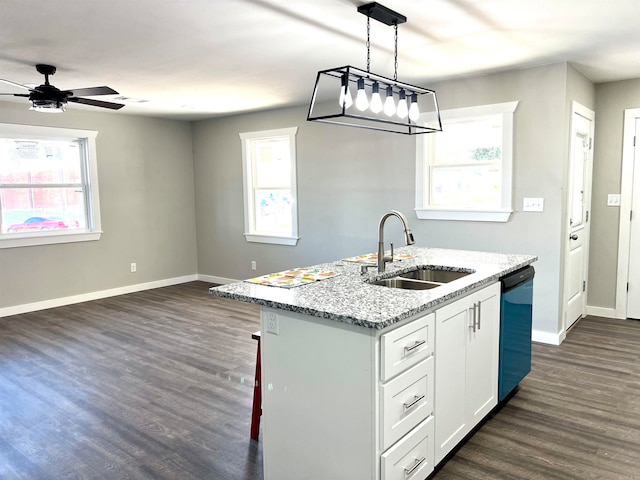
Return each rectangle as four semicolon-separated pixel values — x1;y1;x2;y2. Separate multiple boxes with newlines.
240;127;299;246
0;123;102;249
415;101;518;222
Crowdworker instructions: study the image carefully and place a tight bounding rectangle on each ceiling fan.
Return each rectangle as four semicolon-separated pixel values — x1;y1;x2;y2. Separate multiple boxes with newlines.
0;64;124;112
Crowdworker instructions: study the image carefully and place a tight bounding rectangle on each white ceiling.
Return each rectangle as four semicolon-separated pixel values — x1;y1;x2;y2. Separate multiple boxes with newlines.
1;0;639;120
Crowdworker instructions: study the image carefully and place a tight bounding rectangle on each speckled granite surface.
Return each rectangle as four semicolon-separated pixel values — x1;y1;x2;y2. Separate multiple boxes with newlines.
209;246;537;330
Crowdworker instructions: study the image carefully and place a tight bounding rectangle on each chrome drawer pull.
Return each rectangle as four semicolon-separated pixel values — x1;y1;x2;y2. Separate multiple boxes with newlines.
404;456;426;477
404;339;426;353
403;393;425;411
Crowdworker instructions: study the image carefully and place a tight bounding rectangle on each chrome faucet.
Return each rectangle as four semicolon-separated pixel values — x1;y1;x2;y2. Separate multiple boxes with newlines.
377;210;415;273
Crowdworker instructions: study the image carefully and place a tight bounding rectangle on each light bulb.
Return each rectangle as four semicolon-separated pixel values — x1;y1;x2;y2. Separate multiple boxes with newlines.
408;93;420;121
355;78;369;111
383;86;396;117
370;82;383;113
338;74;353;109
397;89;408;119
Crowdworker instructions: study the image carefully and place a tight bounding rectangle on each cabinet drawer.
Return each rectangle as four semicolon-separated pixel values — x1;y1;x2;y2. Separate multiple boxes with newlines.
381;313;434;382
381;416;434;480
381;357;434;450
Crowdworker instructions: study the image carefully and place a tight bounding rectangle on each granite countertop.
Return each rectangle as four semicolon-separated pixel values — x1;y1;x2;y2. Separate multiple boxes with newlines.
209;246;537;330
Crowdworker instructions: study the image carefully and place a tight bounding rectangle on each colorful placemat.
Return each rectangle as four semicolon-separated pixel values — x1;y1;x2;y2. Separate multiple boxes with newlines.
342;252;413;263
245;267;340;288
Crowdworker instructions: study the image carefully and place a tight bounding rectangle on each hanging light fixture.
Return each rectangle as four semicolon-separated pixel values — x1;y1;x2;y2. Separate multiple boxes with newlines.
307;2;442;135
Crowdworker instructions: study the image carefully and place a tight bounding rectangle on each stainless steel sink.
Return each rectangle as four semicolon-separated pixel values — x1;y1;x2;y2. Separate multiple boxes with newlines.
370;277;440;290
399;267;472;283
369;266;474;290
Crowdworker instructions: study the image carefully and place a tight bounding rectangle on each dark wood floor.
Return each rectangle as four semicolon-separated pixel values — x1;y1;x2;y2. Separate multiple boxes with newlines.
1;281;639;479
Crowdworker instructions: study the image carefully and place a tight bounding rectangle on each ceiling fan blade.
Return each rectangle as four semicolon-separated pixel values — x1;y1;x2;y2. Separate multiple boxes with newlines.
0;78;32;91
0;93;30;97
64;86;119;97
68;97;125;110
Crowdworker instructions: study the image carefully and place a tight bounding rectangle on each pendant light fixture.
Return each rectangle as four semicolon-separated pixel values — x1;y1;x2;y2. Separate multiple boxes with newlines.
307;2;442;135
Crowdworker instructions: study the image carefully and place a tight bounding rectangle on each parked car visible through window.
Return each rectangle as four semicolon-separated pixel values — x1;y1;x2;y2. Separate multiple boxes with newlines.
7;216;80;233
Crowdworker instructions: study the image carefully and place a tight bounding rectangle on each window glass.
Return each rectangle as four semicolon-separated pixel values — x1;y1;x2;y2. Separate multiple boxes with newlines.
415;102;517;222
240;127;298;245
0;124;102;248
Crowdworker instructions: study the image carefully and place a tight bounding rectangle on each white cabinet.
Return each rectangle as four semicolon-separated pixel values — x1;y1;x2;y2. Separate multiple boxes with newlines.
259;281;500;479
433;282;500;464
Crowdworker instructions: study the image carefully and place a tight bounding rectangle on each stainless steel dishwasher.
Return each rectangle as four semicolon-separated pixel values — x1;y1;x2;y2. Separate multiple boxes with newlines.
498;265;535;401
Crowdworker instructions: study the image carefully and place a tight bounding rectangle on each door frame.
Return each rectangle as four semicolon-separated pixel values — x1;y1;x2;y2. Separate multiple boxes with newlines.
562;101;594;332
614;108;640;318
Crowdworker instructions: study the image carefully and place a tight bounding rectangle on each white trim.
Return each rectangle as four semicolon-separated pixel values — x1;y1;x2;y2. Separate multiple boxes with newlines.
244;233;299;245
415;208;512;222
197;274;240;285
0;230;102;249
532;329;566;345
0;123;102;248
615;108;640;319
0;274;197;318
415;101;518;222
239;127;299;246
586;305;618;319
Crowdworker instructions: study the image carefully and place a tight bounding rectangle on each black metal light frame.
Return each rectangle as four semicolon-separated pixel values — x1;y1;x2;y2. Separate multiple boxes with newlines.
307;2;442;135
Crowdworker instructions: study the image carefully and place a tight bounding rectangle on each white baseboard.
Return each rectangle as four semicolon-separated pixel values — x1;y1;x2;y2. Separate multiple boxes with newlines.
532;328;566;345
586;305;618;318
0;274;198;318
198;274;239;285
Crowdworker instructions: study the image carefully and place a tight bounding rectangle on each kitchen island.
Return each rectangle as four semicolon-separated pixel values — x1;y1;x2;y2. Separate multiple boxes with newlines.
210;246;536;480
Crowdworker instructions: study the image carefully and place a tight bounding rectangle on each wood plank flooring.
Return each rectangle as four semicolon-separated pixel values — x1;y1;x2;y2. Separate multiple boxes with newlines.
1;282;640;479
0;282;262;480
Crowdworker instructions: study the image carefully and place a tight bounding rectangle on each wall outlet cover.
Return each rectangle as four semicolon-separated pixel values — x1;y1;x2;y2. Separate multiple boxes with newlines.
523;197;544;212
266;312;279;335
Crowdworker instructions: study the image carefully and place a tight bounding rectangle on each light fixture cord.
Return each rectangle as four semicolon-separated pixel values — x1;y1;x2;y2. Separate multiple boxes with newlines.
393;23;398;81
366;15;371;74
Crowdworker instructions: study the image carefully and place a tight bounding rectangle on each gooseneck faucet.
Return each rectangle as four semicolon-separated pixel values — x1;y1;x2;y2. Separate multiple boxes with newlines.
377;210;415;273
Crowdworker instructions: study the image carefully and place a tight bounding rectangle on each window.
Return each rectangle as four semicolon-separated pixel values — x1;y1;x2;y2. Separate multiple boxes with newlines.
415;101;518;222
0;123;102;248
240;127;299;245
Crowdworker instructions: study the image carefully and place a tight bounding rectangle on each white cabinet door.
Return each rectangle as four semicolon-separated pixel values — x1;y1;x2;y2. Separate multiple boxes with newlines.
434;282;500;465
433;298;468;464
465;283;500;425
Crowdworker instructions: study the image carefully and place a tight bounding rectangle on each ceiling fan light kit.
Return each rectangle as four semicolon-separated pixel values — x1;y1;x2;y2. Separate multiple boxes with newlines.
307;2;442;135
0;64;125;113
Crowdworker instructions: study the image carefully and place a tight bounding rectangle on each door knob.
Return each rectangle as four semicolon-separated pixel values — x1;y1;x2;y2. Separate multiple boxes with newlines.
570;234;578;240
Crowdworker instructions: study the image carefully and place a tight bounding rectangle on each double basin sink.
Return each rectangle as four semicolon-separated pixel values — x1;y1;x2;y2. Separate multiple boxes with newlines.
370;266;473;290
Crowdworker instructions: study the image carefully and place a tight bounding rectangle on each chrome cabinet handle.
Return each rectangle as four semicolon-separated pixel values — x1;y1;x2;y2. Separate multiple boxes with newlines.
404;456;426;477
468;306;476;332
404;339;426;353
477;301;481;330
403;393;425;411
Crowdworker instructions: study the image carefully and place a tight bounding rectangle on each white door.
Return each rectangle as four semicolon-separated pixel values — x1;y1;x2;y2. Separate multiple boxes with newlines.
627;118;640;319
564;103;594;330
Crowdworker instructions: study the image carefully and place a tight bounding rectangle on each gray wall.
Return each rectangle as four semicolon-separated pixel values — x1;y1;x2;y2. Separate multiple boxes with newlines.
0;102;198;308
193;63;594;338
589;79;640;309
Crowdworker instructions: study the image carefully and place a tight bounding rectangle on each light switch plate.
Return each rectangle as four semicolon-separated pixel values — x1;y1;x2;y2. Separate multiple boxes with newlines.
607;194;621;206
523;197;544;212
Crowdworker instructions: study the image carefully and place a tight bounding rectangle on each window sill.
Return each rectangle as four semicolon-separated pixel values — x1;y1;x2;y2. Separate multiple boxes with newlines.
244;233;299;246
415;208;512;222
0;230;103;249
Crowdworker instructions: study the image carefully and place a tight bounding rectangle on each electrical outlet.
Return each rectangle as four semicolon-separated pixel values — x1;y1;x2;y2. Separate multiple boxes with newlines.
266;311;279;335
251;260;257;271
130;262;137;273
